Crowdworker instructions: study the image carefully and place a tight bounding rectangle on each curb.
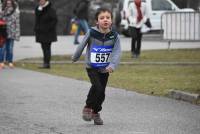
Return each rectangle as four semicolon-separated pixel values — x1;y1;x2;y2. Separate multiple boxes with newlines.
168;89;200;104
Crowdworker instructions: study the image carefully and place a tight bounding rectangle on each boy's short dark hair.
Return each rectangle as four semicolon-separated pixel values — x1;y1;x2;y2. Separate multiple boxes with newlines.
95;7;113;21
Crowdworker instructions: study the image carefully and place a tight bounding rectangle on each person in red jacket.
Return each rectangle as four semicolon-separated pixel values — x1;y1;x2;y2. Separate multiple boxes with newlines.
128;0;149;58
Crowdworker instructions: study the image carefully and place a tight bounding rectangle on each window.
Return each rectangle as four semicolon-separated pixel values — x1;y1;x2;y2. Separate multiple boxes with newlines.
152;0;172;10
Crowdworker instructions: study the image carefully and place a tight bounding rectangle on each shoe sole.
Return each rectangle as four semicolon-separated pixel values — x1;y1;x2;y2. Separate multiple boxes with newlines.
94;121;103;125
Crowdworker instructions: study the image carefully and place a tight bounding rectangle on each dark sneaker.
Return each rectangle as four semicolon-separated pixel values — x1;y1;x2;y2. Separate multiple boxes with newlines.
38;64;50;69
132;54;139;59
82;107;93;121
74;41;80;45
92;113;103;125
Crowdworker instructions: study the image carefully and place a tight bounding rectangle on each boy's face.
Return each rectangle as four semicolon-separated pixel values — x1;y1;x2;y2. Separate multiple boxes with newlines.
97;11;112;30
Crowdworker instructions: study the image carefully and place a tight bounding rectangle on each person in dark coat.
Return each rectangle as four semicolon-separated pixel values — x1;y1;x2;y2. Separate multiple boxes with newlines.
34;0;57;69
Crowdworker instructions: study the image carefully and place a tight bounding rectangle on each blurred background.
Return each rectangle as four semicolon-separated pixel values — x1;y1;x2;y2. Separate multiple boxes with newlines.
19;0;200;35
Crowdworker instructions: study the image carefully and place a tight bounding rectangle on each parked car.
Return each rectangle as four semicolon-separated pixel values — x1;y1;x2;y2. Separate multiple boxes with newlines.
114;0;194;37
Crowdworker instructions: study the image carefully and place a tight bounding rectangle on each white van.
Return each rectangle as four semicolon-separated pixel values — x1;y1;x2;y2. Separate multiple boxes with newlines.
117;0;193;36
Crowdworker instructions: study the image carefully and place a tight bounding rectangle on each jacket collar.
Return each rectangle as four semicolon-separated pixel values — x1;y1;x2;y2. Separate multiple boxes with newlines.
38;1;50;11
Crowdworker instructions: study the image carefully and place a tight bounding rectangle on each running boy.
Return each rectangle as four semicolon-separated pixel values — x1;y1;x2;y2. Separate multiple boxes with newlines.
72;7;121;125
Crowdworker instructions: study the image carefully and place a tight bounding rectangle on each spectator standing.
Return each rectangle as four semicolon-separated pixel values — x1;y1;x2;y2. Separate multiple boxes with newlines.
34;0;57;69
128;0;149;58
72;7;121;125
0;0;20;69
0;0;3;12
73;0;90;45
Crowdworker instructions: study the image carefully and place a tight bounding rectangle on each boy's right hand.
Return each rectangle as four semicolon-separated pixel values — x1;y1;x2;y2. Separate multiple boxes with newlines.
106;67;113;73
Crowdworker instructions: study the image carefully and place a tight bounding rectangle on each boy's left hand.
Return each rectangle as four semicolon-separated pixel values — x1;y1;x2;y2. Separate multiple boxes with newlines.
106;67;113;73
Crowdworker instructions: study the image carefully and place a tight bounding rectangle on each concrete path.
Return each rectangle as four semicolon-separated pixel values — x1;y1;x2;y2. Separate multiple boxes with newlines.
0;68;200;134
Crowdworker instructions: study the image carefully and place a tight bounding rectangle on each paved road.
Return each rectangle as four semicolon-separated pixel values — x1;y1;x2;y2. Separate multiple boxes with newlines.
0;36;200;133
14;35;200;61
0;68;200;134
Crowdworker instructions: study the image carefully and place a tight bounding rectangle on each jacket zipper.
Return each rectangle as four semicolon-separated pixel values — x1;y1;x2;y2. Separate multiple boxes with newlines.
103;33;106;46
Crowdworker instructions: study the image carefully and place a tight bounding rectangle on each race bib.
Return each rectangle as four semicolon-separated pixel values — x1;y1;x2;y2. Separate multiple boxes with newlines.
90;45;113;68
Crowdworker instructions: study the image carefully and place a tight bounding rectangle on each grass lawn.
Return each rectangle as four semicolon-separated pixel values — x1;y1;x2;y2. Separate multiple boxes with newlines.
17;49;200;96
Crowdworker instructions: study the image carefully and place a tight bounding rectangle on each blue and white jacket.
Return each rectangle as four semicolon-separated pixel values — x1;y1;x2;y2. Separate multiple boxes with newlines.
72;26;121;72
